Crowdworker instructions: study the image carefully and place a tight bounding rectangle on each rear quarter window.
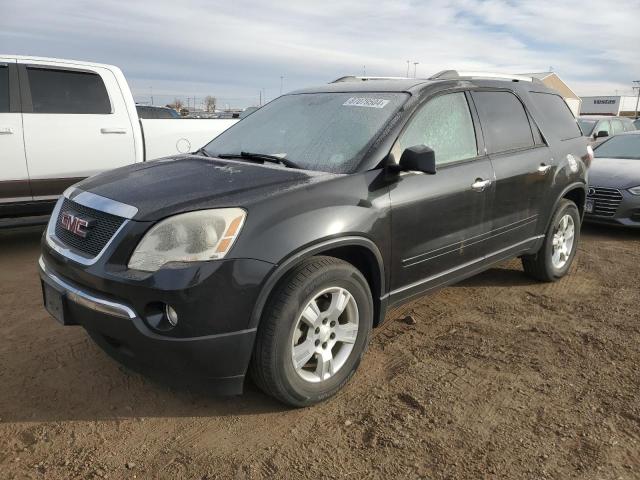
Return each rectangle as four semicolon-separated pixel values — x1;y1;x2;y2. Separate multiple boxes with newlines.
530;92;581;141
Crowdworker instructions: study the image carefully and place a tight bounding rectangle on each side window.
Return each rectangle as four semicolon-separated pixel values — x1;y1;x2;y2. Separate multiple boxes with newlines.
596;120;610;135
0;65;9;113
397;92;477;165
472;91;535;154
623;119;637;132
611;119;624;135
26;67;111;114
529;92;582;140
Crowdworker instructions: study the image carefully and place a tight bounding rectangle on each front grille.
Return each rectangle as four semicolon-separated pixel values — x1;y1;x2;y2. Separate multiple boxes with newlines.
587;187;622;217
54;198;126;257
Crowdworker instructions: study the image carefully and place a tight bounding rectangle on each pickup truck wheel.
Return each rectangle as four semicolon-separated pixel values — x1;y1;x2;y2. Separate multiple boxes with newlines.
250;256;373;407
522;199;581;282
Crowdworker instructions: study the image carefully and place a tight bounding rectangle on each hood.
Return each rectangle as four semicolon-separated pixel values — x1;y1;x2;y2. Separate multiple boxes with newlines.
589;157;640;190
74;155;332;221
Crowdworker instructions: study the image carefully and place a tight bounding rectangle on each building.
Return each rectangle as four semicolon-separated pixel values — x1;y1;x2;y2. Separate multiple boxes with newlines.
520;72;582;117
579;96;639;117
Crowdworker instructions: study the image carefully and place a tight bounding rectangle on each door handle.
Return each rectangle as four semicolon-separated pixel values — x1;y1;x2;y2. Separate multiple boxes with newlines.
100;128;128;134
471;178;491;192
537;164;552;175
0;127;14;135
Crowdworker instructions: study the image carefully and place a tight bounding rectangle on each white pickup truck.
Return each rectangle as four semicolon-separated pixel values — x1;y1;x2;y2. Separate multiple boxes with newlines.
0;55;237;225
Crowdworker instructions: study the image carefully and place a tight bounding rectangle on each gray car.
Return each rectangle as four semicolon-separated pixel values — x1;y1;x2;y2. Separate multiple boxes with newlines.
578;116;636;145
586;131;640;227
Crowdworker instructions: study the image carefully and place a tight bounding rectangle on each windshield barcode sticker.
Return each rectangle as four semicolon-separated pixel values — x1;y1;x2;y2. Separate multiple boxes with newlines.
343;97;390;108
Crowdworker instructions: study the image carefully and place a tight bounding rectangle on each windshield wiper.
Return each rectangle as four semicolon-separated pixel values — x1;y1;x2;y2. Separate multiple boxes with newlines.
193;147;211;157
217;151;301;169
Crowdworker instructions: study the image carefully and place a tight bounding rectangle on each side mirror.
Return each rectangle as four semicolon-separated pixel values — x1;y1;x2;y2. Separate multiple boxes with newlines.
399;145;437;174
595;130;609;139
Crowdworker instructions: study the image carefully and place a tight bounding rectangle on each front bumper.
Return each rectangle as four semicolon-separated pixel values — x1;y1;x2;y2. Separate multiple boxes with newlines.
584;191;640;228
39;253;274;394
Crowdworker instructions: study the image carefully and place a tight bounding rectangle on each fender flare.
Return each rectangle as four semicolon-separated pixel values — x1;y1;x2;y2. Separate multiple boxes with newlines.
248;236;386;329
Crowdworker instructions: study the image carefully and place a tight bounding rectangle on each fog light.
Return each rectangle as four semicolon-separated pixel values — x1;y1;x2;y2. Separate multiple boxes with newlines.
165;305;179;327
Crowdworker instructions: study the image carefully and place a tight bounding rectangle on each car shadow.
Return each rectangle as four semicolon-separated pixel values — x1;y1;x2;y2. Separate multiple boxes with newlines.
581;222;640;242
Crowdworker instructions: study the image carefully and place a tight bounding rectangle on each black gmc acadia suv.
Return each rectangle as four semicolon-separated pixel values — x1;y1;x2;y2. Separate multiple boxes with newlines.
40;72;590;406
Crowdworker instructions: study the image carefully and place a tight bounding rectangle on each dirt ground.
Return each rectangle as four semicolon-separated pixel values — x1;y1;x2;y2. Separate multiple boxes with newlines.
0;224;638;480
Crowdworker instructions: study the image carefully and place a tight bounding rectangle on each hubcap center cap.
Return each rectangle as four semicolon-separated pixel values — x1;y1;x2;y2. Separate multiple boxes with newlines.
318;324;331;343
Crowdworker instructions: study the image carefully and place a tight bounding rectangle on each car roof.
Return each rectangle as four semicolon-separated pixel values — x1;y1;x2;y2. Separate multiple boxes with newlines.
579;115;626;120
288;77;556;96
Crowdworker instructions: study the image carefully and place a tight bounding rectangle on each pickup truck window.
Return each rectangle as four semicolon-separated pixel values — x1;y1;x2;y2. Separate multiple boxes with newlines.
26;67;111;114
0;66;8;113
203;92;408;173
397;92;477;165
473;91;535;154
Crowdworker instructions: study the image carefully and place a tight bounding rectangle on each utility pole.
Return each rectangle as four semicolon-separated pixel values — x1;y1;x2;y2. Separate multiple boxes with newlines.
150;86;154;105
280;76;284;95
406;60;410;77
633;80;640;119
413;62;419;79
363;65;366;76
259;89;262;106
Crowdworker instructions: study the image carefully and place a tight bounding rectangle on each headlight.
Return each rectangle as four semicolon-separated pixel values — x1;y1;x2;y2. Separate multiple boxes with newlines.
128;208;246;272
628;186;640;195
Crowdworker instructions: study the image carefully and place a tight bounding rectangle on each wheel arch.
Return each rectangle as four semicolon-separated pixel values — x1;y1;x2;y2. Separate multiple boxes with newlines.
249;236;387;330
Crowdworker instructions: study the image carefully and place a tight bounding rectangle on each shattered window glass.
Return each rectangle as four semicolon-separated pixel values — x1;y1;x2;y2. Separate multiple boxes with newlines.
397;92;477;165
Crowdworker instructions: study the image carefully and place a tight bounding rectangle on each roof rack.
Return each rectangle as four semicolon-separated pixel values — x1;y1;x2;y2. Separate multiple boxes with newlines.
331;76;412;83
429;70;542;83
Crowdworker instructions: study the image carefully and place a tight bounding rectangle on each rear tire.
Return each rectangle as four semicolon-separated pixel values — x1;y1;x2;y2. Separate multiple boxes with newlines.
250;256;373;407
522;199;580;282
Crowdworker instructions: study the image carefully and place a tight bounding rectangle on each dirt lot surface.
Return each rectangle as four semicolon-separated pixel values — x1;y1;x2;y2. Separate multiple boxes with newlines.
0;224;639;480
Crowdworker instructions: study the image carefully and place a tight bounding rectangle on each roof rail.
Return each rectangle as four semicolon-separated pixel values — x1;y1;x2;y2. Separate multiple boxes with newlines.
331;76;412;83
430;70;540;83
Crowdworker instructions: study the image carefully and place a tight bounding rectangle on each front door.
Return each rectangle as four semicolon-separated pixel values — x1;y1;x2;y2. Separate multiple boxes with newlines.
0;59;31;207
18;60;136;199
389;91;494;300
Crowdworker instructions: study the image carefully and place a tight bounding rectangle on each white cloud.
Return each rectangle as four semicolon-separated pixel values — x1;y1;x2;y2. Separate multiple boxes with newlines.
1;0;639;106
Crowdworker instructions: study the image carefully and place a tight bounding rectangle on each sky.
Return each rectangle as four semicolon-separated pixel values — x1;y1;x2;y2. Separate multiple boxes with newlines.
2;0;639;109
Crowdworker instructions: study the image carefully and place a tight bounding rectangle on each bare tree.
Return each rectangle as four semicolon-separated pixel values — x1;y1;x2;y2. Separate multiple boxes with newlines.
204;96;217;113
168;98;184;111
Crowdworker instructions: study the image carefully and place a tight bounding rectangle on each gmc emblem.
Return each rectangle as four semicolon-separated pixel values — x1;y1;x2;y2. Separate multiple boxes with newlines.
60;212;94;238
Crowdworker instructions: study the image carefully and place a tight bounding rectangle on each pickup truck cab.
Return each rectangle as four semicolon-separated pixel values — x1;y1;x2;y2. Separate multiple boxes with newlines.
40;71;590;406
0;55;236;225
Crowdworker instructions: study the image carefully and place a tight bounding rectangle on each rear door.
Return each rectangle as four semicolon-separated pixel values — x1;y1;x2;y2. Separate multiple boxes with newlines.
471;90;553;252
0;58;31;206
389;91;494;298
18;60;136;199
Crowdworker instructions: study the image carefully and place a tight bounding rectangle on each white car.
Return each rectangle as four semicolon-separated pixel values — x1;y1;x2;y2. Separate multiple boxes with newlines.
0;55;237;226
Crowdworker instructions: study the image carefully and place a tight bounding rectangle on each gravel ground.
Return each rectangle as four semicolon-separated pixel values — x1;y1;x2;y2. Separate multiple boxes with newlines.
0;224;638;479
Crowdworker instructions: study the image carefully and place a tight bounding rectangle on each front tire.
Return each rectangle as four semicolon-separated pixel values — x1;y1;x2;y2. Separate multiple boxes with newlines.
250;256;373;407
522;198;581;282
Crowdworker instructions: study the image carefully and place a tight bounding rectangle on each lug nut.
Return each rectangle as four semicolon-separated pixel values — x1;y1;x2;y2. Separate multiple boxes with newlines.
322;319;327;325
315;339;320;346
315;327;320;334
322;342;328;349
330;321;336;327
330;333;335;339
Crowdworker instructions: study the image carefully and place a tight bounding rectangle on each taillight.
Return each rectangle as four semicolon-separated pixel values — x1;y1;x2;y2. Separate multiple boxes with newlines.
584;145;594;168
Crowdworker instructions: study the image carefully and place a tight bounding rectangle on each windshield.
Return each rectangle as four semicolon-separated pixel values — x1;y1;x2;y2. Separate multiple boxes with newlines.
578;119;596;136
203;92;408;173
594;134;640;159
